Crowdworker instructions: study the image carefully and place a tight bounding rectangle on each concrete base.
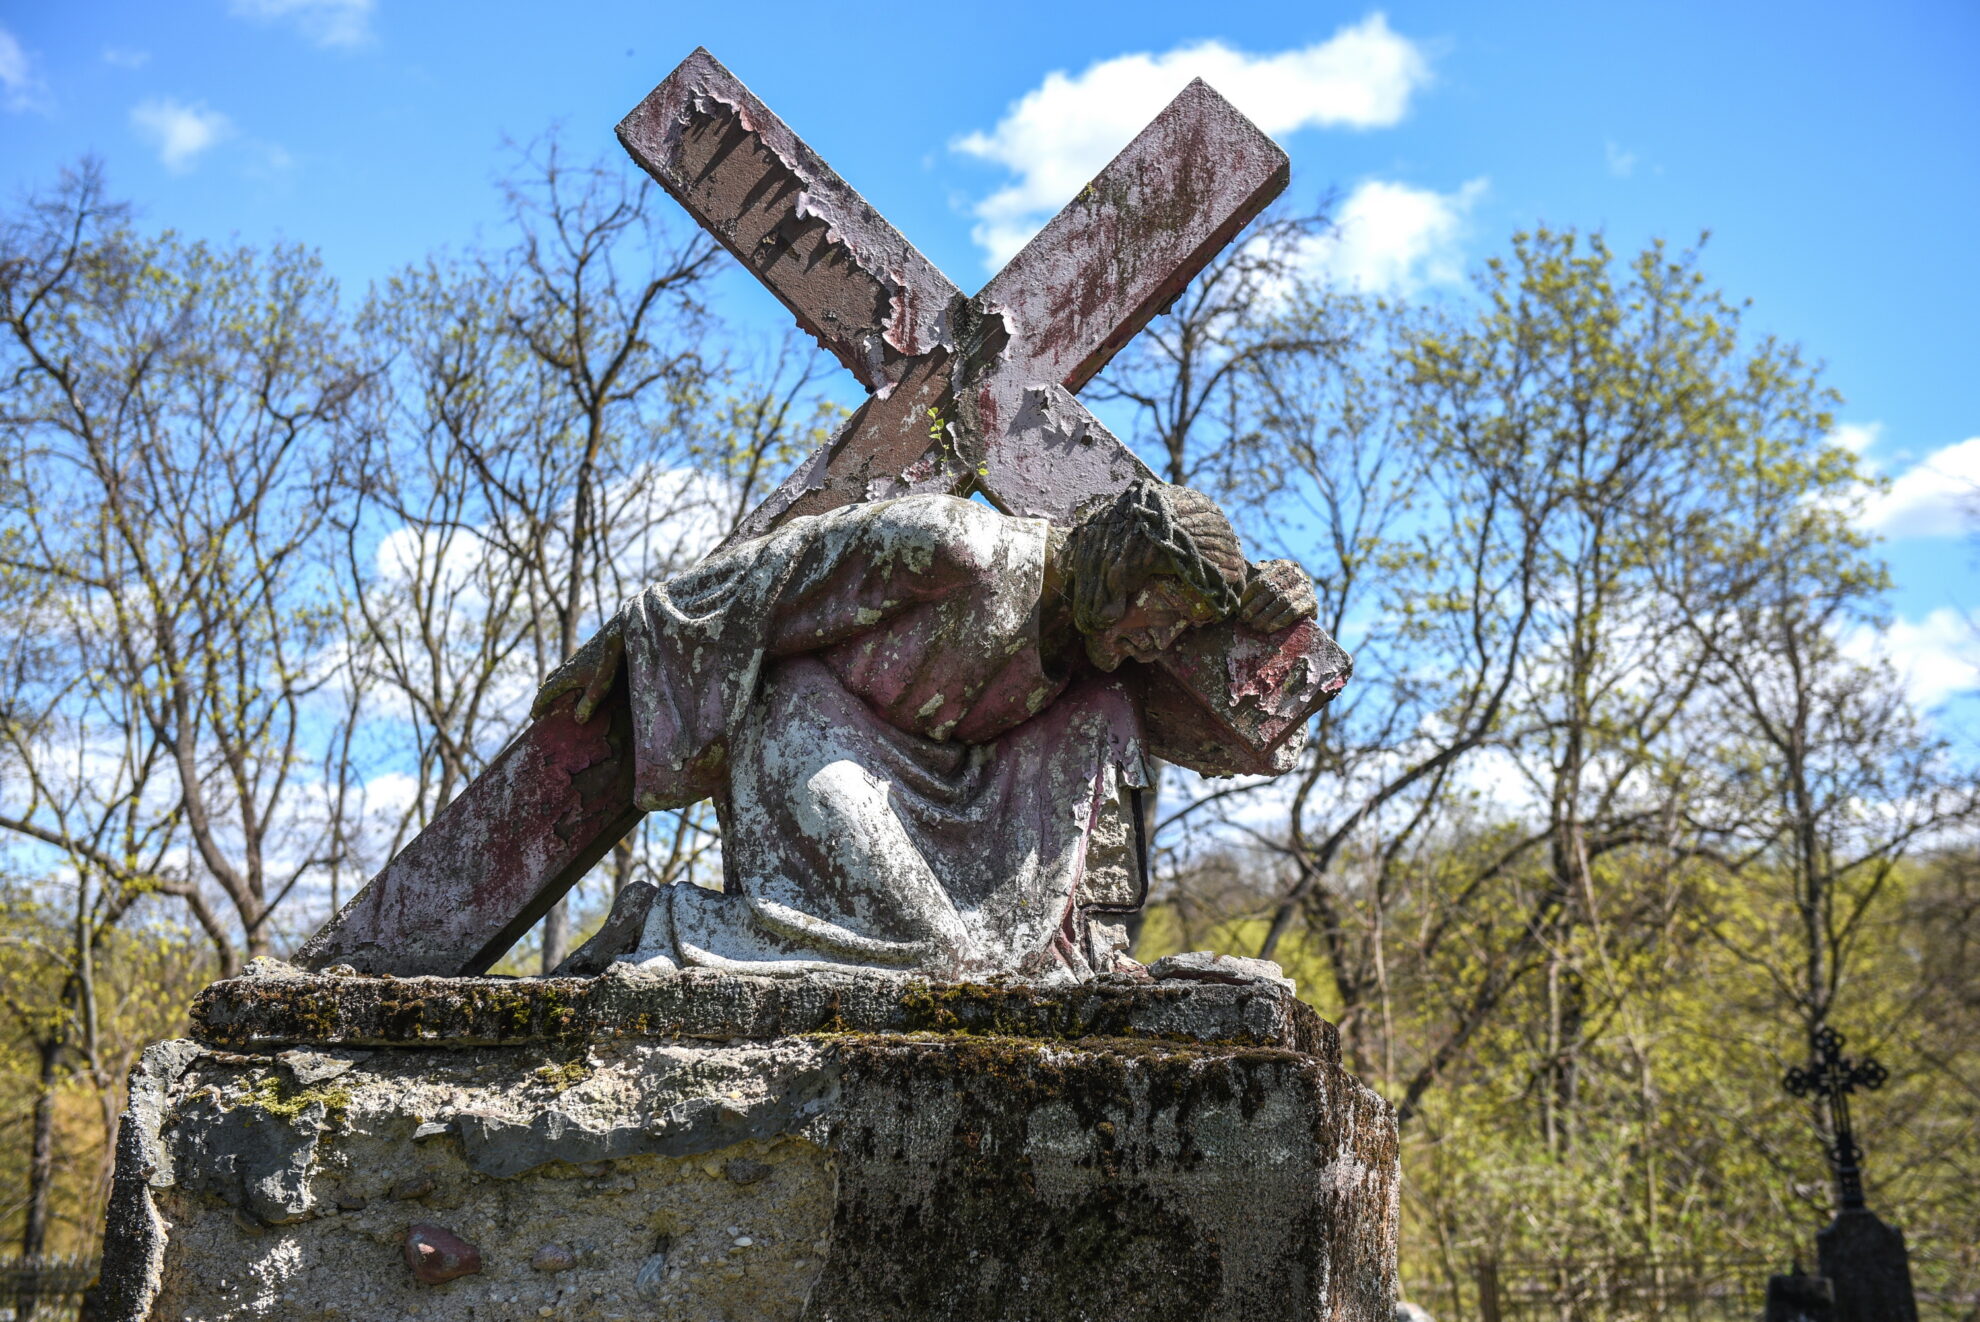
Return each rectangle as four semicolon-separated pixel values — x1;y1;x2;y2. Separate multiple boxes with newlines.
101;963;1398;1321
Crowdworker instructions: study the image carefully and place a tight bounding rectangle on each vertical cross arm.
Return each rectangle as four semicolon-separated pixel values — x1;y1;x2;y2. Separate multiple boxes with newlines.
969;79;1287;526
618;47;960;399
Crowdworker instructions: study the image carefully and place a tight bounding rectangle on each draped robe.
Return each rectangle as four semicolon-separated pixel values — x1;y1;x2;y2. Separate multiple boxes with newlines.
614;494;1159;981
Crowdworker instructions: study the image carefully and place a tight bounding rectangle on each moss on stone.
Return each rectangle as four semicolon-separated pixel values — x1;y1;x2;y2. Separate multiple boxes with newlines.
533;1059;593;1093
188;969;1333;1062
231;1072;352;1129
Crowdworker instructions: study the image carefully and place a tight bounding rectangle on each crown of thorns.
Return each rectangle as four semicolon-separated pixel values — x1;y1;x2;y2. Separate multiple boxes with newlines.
1068;479;1248;634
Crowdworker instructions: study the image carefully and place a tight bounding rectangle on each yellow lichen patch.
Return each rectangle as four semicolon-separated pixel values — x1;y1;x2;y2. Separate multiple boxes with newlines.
232;1072;352;1128
533;1059;593;1093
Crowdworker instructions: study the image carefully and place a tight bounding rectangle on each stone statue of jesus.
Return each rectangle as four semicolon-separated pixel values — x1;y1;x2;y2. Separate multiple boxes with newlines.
532;480;1316;983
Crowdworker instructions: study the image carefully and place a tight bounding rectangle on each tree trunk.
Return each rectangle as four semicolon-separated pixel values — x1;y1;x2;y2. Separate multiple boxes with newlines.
19;1034;62;1320
540;903;570;974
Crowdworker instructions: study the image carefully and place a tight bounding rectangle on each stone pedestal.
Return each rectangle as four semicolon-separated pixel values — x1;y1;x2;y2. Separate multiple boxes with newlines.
100;964;1398;1321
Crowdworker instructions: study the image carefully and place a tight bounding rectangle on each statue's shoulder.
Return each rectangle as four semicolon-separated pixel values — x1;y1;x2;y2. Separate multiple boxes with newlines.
850;493;1041;560
863;491;1000;526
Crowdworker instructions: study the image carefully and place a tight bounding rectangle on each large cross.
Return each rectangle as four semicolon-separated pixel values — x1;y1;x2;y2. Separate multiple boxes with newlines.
299;49;1347;977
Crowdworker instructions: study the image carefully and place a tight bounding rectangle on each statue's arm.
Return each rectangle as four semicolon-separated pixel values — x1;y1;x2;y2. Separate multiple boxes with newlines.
1145;557;1327;778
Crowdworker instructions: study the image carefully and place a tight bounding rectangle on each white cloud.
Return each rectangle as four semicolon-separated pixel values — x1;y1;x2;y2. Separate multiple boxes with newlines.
1828;420;1882;455
953;15;1432;269
1859;436;1980;539
228;0;375;49
131;98;236;172
1296;176;1486;294
1605;140;1637;179
103;47;151;70
1844;607;1979;711
1;24;51;112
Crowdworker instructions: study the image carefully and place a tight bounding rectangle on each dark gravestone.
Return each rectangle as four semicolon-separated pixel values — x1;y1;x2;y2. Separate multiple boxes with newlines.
1765;1266;1834;1322
1782;1026;1920;1321
1817;1210;1919;1322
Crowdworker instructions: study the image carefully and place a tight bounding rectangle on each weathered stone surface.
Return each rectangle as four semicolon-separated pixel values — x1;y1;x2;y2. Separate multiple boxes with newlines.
554;878;659;975
1150;950;1299;992
814;1036;1395;1320
190;962;1339;1059
103;972;1396;1321
278;1048;357;1086
94;1039;201;1321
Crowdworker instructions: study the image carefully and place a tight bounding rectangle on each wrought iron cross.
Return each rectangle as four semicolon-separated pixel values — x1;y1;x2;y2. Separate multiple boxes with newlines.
297;50;1348;977
1783;1025;1889;1213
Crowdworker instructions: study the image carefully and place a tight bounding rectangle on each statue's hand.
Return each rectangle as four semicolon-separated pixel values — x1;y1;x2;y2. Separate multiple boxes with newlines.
1238;560;1317;634
531;615;626;724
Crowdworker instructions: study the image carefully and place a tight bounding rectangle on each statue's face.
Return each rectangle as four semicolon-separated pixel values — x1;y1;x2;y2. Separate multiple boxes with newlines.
1083;574;1222;672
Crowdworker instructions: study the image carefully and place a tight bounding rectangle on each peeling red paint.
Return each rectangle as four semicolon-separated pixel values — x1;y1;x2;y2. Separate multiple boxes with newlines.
1230;620;1321;706
618;49;1286;549
297;689;641;976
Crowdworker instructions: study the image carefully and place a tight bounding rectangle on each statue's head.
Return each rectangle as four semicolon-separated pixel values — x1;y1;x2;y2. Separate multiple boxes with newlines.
1067;479;1248;671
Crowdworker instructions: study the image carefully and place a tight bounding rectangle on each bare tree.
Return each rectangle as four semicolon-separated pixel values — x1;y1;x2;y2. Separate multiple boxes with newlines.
1680;529;1974;1047
0;165;359;1308
1088;208;1344;939
0;163;360;973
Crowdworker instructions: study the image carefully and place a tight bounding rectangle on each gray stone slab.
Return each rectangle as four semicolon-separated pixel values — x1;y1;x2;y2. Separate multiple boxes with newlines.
190;962;1340;1060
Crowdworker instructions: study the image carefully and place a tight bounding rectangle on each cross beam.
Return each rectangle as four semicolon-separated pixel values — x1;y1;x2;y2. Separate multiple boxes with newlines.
619;50;1335;763
297;50;1347;977
617;48;1289;539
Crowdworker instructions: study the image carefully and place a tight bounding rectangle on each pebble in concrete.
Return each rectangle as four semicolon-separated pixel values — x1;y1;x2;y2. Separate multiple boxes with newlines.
634;1244;670;1299
530;1243;576;1273
724;1158;771;1184
404;1224;482;1284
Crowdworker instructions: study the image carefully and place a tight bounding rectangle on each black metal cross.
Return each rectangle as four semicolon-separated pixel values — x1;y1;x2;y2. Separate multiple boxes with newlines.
1783;1025;1889;1213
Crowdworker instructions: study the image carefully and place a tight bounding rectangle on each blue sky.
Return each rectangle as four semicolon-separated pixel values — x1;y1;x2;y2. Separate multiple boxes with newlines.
4;0;1976;713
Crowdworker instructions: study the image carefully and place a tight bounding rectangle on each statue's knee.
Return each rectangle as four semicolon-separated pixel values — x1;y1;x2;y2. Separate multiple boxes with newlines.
800;759;888;820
